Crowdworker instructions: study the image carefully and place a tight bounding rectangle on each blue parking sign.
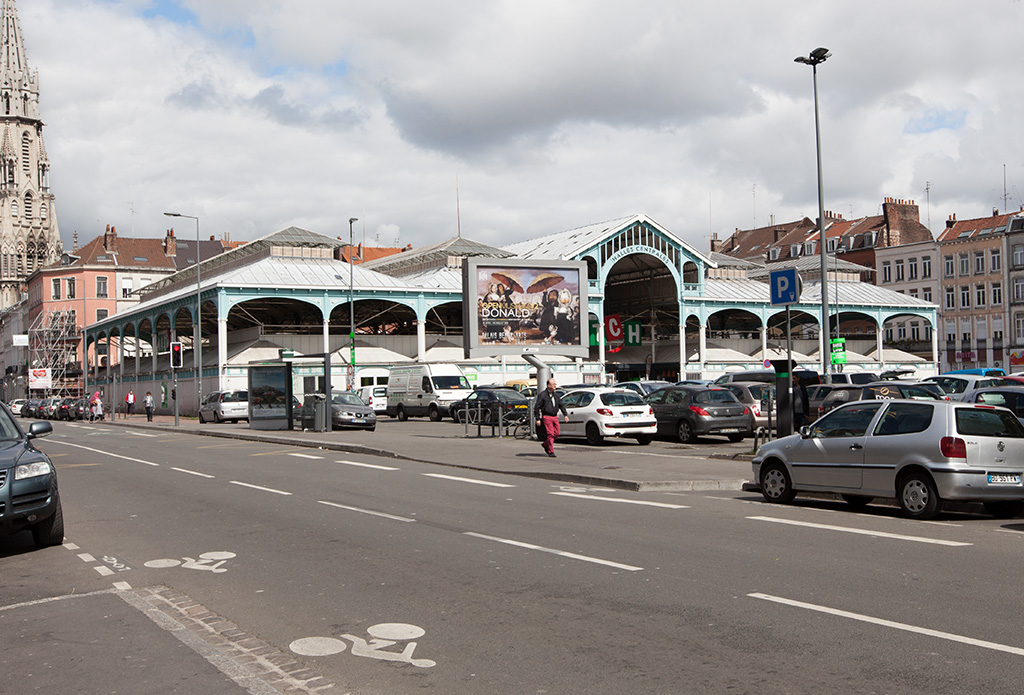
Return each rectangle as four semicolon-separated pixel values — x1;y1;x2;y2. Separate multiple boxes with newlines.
769;268;801;306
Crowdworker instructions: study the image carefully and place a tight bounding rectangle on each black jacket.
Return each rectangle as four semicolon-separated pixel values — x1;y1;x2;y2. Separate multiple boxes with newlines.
534;389;567;419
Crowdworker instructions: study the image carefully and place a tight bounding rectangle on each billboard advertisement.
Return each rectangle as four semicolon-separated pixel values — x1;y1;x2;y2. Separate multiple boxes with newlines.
462;258;589;358
29;368;51;390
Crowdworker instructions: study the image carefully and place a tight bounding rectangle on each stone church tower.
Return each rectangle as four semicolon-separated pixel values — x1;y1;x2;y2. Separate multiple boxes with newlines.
0;0;60;310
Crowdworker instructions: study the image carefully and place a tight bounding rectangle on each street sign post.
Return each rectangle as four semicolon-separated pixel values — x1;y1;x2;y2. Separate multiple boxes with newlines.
769;267;802;306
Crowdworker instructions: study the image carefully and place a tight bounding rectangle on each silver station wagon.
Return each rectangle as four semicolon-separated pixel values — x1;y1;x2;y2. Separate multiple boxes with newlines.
752;399;1024;520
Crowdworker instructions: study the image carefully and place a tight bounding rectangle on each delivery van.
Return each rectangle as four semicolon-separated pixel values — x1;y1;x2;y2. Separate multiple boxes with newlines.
387;364;472;421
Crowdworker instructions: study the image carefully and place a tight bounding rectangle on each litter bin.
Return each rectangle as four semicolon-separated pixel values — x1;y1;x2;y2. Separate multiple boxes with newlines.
302;393;328;432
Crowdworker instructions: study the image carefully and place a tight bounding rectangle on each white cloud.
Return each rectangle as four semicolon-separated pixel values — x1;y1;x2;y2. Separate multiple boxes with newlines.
18;0;1024;255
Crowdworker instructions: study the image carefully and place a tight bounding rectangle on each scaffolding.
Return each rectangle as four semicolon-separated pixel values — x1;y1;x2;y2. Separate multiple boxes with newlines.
28;308;81;396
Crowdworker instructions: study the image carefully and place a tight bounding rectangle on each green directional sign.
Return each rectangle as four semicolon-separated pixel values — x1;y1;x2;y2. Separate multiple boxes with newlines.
830;338;847;365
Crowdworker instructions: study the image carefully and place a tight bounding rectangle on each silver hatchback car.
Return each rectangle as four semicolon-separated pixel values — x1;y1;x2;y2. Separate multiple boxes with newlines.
753;399;1024;519
198;390;249;423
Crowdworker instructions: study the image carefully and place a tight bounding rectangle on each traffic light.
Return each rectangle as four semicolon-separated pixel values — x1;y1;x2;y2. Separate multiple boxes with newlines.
170;341;183;369
171;388;177;401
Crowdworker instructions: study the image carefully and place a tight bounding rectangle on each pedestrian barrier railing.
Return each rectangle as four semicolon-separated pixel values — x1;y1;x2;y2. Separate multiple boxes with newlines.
752;426;774;452
461;402;534;439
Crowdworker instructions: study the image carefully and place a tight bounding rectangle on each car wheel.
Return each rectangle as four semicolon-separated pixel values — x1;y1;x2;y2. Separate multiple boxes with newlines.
677;420;696;444
983;500;1024;519
840;494;873;509
32;491;65;548
586;422;603;446
635;434;654;445
397;405;407;422
428;406;441;422
198;412;205;424
727;433;745;443
214;411;222;423
368;425;376;432
898;471;941;520
759;461;796;504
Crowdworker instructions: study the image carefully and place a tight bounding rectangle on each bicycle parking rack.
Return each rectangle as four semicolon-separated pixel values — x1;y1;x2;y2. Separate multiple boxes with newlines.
461;402;533;439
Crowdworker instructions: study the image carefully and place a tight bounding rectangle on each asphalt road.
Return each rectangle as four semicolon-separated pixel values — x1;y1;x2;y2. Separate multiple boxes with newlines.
4;420;1024;694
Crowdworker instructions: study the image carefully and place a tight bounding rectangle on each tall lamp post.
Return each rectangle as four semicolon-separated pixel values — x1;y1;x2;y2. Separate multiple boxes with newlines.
795;46;832;383
348;217;358;390
164;212;202;409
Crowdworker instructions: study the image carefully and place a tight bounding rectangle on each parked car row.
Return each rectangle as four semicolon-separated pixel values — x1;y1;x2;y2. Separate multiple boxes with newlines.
15;396;100;421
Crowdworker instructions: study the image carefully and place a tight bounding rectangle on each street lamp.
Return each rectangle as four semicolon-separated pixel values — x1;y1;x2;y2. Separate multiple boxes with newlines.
795;46;832;382
164;212;202;410
348;217;358;389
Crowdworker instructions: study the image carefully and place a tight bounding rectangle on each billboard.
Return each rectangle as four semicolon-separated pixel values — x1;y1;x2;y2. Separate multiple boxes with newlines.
462;258;589;358
29;368;51;390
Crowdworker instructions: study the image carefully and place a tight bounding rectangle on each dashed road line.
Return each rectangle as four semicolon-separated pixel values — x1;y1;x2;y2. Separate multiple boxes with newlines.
747;515;971;546
465;531;643;571
749;592;1024;657
288;453;323;460
551;492;688;508
422;473;515;488
173;467;215;478
229;480;292;496
337;459;400;470
47;440;160;466
318;500;416;522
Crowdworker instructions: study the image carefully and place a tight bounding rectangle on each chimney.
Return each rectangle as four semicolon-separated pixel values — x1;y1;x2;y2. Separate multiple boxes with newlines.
773;228;785;242
164;228;177;257
946;213;957;230
356;243;363;263
709;233;722;253
103;224;116;252
882;197;921;246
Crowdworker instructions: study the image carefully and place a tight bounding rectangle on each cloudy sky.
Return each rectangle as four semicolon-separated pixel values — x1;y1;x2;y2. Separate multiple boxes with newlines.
18;0;1024;254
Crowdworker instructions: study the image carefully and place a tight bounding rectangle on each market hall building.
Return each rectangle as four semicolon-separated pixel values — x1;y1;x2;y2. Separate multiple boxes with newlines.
82;215;938;415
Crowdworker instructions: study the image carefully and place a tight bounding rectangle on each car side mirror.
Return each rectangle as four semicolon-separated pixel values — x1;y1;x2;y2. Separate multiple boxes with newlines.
28;420;53;439
799;425;812;438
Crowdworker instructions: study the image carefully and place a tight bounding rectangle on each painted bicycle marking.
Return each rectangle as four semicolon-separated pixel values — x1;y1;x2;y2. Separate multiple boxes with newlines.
290;622;436;668
144;551;235;573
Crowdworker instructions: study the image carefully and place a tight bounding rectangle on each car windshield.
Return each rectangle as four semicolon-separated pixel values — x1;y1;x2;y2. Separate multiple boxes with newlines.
222;391;248;403
433;376;470;390
694;389;740;404
332;393;365;406
956;407;1024;437
600;392;646;406
0;409;20;440
492;390;525;402
901;385;943;400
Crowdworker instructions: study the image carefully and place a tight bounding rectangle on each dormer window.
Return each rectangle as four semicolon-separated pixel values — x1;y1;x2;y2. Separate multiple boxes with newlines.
864;232;875;248
790;244;801;257
804;241;816;255
769;247;781;261
827;238;838;252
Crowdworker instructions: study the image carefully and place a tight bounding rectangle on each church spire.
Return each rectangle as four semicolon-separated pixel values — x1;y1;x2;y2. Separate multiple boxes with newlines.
0;0;38;120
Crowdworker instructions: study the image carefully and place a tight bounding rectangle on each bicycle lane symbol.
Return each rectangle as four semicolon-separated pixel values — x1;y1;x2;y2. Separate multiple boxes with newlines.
144;551;235;573
290;623;436;668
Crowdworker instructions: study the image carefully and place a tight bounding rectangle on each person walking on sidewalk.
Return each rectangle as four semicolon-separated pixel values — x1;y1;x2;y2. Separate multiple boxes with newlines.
126;390;135;417
534;377;568;458
144;391;154;422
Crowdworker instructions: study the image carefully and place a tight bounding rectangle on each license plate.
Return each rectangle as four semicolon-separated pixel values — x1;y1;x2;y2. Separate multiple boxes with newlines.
988;473;1021;484
623;412;642;418
353;418;366;424
720;428;740;433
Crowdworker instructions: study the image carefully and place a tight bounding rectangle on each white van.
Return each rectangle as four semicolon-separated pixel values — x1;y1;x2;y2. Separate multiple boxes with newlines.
387;364;472;421
358;385;388;414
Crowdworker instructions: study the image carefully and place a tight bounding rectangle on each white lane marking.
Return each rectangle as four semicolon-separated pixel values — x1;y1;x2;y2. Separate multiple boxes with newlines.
550;492;689;509
289;453;323;459
318;500;416;522
338;459;400;471
422;473;515;488
77;553;96;562
464;532;643;571
125;431;157;438
112;582;132;591
747;516;971;546
63;542;80;550
749;593;1024;657
172;467;215;479
94;566;115;577
47;440;159;467
229;481;292;496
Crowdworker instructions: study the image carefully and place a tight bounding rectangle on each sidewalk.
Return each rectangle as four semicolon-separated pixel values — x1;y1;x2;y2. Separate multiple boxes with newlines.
96;412;757;492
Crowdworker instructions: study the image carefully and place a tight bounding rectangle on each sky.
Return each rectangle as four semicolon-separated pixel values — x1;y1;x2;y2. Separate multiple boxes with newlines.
18;0;1024;255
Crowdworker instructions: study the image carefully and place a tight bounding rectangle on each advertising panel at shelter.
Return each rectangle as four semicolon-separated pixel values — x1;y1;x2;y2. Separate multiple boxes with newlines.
462;258;589;358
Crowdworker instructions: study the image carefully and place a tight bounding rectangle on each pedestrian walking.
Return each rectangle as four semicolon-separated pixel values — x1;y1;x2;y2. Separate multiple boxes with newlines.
126;390;135;417
90;395;103;422
144;391;154;422
534;377;568;458
791;373;809;431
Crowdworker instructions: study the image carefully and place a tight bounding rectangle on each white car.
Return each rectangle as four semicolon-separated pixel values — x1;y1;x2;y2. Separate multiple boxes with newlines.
559;387;657;446
198;390;249;423
923;374;1005;401
7;398;26;415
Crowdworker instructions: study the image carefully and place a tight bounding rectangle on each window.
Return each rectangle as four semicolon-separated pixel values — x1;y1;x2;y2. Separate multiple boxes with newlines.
1016;278;1024;301
963;332;971;343
895;260;905;281
1017;316;1024;341
882;262;892;283
991;249;1002;272
909;289;919;299
827;238;837;252
993;283;1002;305
975;251;985;274
51;278;60;299
960;285;971;308
804;241;816;255
923;288;932;303
944;255;954;277
922;256;932;278
959;253;970;276
769;248;780;261
874;403;934;436
945;286;956;310
909;258;918;280
96;309;108;321
898;325;907;340
96;276;108;298
121;277;133;299
66;278;75;299
977;284;987;307
1014;245;1024;267
885;327;893;341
